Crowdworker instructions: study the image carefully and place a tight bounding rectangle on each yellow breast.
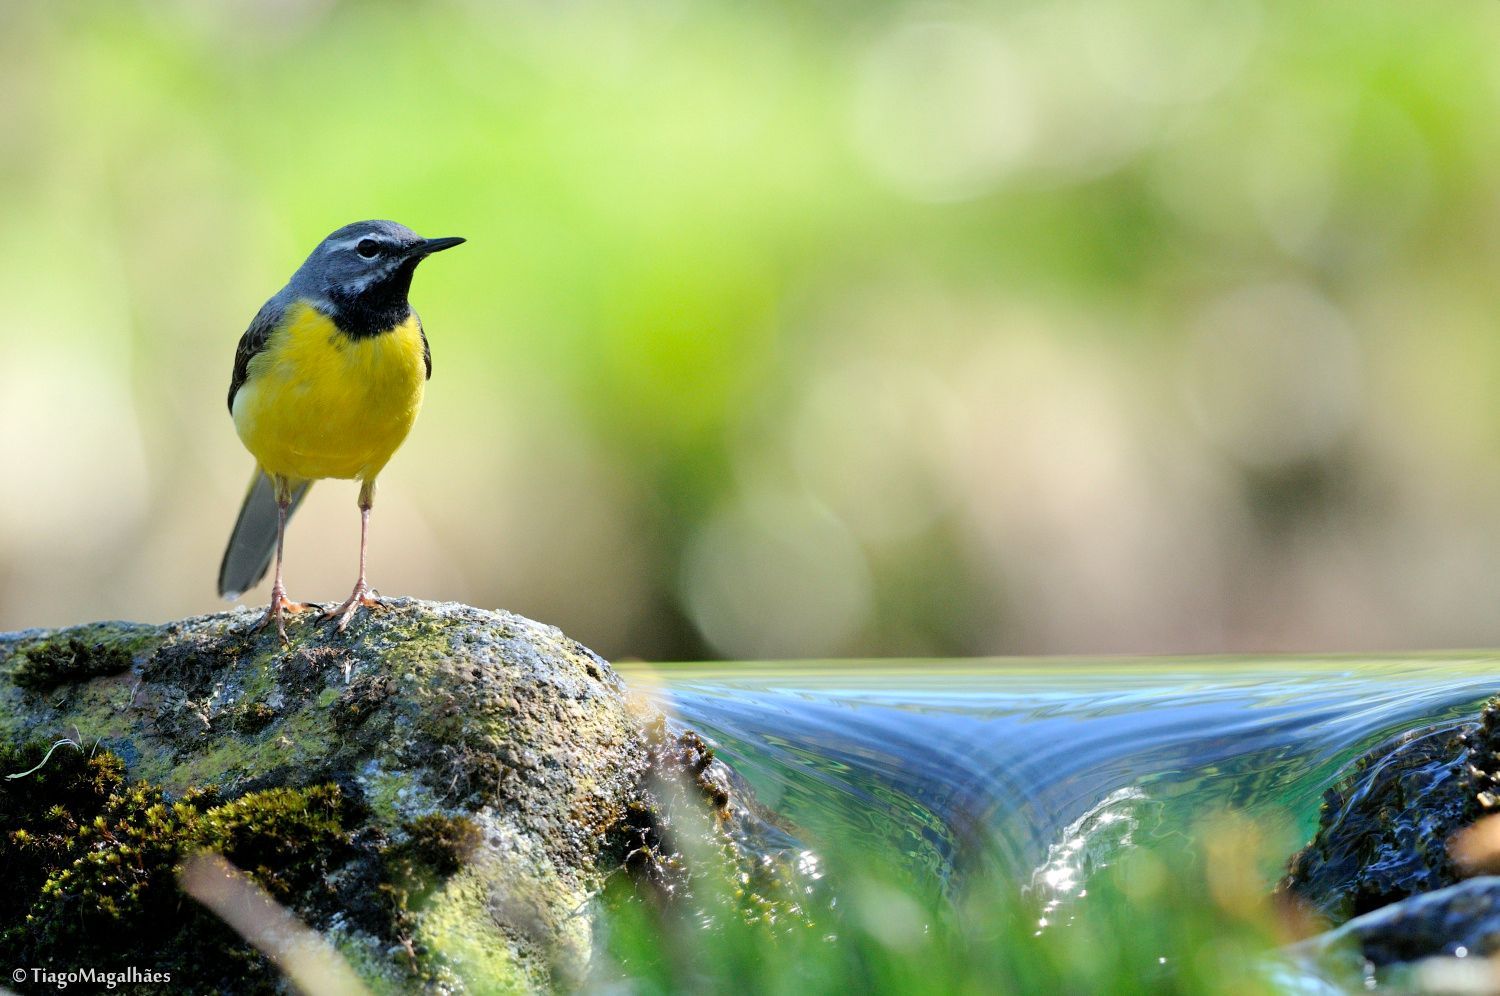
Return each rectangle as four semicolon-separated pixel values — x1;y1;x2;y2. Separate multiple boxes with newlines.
232;300;427;482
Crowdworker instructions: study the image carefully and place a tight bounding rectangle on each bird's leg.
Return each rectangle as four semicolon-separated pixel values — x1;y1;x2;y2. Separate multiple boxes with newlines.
324;479;382;632
257;475;307;643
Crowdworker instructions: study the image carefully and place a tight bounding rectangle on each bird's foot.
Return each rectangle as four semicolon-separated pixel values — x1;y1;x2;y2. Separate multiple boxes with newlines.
256;587;310;645
321;582;381;633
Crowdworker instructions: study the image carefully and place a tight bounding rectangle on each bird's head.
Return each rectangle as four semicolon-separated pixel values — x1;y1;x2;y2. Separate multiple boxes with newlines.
289;220;464;333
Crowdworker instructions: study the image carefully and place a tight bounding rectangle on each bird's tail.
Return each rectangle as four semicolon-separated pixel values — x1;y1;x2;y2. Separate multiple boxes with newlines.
218;470;311;600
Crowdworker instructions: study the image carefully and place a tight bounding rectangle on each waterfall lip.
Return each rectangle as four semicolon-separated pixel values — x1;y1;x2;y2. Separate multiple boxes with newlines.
637;656;1500;904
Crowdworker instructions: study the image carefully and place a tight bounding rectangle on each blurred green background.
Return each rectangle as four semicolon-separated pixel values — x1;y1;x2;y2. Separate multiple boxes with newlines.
5;0;1500;661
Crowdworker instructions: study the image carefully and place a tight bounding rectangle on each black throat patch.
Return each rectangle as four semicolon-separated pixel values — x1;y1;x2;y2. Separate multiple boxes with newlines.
327;260;418;339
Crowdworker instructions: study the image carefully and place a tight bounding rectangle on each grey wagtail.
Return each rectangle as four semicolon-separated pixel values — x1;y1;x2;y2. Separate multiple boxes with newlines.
218;220;464;640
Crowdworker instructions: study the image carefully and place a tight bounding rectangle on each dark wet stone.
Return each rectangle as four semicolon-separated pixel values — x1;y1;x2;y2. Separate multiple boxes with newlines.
1293;876;1500;969
1279;700;1500;923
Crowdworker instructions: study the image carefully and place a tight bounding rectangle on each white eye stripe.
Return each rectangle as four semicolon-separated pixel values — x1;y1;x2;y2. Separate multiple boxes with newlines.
329;235;388;253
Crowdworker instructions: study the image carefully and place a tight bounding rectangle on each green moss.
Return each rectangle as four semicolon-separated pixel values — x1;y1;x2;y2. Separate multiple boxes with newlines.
164;697;339;793
196;783;352;903
231;700;277;734
35;782;209;931
0;742;262;992
404;814;482;875
0;601;633;993
13;637;133;691
0;739;366;993
0;732;505;992
383;814;481;900
375;813;485;982
0;741;126;904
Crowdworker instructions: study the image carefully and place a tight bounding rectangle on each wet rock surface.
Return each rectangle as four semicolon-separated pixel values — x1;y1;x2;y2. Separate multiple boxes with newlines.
1281;718;1493;922
1294;876;1500;969
0;600;795;993
1280;698;1500;978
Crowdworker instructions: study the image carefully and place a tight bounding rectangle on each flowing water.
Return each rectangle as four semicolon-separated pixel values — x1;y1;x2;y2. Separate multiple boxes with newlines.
622;655;1500;916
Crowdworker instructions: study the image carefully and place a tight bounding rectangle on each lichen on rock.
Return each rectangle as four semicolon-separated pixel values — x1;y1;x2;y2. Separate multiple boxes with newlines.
0;599;799;993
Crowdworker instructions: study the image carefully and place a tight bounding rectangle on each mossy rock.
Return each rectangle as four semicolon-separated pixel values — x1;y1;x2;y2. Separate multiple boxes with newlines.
0;600;789;993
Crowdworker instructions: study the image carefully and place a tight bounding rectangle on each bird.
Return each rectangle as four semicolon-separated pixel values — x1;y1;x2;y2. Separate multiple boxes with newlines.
218;220;464;641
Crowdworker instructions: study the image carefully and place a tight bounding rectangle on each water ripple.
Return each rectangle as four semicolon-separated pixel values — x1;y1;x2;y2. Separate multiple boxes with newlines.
624;656;1500;893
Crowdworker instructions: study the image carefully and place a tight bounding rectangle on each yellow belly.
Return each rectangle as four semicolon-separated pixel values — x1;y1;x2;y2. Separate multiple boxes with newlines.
232;300;427;481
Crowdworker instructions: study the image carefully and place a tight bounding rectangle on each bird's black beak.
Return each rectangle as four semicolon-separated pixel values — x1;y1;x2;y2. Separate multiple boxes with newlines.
406;237;466;258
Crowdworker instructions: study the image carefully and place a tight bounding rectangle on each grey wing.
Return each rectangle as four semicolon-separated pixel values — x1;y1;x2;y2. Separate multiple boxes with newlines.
227;296;288;414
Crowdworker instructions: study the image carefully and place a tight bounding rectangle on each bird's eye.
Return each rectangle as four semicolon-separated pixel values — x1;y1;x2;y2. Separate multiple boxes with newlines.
356;239;381;259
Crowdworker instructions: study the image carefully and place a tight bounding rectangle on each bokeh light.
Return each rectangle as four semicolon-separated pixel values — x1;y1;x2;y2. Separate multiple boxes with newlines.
6;0;1500;660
